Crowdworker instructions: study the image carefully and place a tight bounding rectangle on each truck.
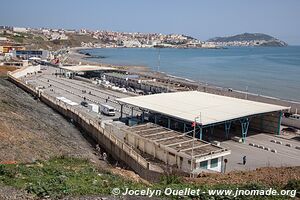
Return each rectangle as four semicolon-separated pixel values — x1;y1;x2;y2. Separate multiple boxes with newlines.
100;104;116;116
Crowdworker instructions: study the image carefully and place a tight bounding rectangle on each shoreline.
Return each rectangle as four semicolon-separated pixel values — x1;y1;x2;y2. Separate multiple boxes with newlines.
67;47;300;111
68;47;150;73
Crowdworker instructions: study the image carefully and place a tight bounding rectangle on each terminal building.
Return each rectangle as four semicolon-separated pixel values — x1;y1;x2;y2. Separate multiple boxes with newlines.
118;91;289;141
116;91;289;173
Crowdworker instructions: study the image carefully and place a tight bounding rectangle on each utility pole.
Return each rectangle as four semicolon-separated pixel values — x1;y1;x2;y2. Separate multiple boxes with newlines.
190;113;201;178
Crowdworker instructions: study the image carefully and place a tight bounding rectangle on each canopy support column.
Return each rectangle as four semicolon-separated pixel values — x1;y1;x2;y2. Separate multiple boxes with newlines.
277;111;283;135
240;118;249;143
199;127;203;140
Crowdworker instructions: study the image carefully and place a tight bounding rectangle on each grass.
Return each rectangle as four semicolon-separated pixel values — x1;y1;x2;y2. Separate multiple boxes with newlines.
0;157;298;199
0;157;142;199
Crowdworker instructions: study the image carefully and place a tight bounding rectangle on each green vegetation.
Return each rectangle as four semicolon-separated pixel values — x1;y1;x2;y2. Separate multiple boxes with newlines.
0;157;142;199
0;157;297;199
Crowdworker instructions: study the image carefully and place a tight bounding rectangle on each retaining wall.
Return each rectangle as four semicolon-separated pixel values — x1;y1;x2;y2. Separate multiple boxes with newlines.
7;72;164;182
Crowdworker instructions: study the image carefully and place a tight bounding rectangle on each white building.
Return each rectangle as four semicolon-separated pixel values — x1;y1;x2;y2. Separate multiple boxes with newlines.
13;27;27;33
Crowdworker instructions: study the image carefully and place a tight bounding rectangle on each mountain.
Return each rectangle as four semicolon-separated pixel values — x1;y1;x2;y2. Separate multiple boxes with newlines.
207;33;288;47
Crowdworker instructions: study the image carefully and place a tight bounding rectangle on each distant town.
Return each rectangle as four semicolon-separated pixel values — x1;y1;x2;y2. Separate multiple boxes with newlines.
0;26;287;53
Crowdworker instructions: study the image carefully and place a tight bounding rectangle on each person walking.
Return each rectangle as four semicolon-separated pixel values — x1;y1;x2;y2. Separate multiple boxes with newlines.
243;155;247;165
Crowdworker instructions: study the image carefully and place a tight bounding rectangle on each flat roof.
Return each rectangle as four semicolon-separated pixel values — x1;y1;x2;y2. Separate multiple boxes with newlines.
124;123;230;159
61;65;116;72
117;91;289;126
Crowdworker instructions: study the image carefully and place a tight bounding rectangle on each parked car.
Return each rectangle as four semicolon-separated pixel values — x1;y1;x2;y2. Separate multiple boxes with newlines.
100;104;115;116
80;101;88;107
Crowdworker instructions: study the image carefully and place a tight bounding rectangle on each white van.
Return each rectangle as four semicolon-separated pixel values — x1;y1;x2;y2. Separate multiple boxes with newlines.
100;104;116;116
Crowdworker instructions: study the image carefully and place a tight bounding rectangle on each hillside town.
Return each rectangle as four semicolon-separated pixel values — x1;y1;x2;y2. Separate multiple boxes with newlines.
0;26;211;50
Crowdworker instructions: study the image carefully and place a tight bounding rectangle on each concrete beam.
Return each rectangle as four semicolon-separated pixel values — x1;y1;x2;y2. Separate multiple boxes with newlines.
179;143;211;152
136;126;163;133
166;139;196;147
154;134;185;142
127;124;151;130
144;130;173;137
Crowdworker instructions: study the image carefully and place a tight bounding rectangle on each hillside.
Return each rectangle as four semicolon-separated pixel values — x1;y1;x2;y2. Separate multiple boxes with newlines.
208;33;288;47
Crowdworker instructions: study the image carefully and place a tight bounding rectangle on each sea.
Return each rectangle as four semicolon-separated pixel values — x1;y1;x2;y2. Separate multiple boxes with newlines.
79;46;300;102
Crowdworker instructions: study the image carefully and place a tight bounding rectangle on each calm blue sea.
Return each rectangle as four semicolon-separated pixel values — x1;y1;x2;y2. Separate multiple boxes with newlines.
80;46;300;101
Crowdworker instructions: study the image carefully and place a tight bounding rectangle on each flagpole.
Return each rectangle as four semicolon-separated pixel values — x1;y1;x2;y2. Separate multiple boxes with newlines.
190;117;196;178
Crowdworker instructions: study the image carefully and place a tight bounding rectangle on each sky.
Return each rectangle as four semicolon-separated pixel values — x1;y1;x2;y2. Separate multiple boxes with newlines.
1;0;300;44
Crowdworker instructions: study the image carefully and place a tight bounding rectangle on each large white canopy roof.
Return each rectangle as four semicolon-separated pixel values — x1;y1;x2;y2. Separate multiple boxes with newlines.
117;91;289;126
61;65;116;72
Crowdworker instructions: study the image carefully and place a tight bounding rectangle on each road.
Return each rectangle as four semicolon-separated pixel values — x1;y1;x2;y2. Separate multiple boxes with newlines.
23;66;141;121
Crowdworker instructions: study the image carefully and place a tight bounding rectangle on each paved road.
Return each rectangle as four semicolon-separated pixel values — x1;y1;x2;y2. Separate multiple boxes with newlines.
24;67;141;121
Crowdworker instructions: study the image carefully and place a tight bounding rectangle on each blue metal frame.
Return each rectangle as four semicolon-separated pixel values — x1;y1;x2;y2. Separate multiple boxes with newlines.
277;111;283;135
199;127;203;140
240;118;250;143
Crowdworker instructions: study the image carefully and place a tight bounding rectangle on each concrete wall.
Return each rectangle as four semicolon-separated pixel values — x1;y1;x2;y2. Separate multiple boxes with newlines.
8;73;164;182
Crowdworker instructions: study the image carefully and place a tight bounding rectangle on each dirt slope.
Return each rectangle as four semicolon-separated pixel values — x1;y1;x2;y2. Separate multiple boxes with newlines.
0;78;99;164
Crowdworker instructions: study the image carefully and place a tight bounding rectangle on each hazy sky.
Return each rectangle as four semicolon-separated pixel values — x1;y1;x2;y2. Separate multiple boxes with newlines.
1;0;300;44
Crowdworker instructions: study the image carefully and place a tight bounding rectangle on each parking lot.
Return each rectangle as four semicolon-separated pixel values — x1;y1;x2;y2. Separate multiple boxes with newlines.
221;132;300;171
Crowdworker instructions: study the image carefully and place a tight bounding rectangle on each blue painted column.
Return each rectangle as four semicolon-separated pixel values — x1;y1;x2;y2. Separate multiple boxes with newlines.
199;127;203;140
277;111;283;135
240;118;250;143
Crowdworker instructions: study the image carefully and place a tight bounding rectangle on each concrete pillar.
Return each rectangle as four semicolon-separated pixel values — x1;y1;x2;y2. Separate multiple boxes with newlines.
168;118;171;129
